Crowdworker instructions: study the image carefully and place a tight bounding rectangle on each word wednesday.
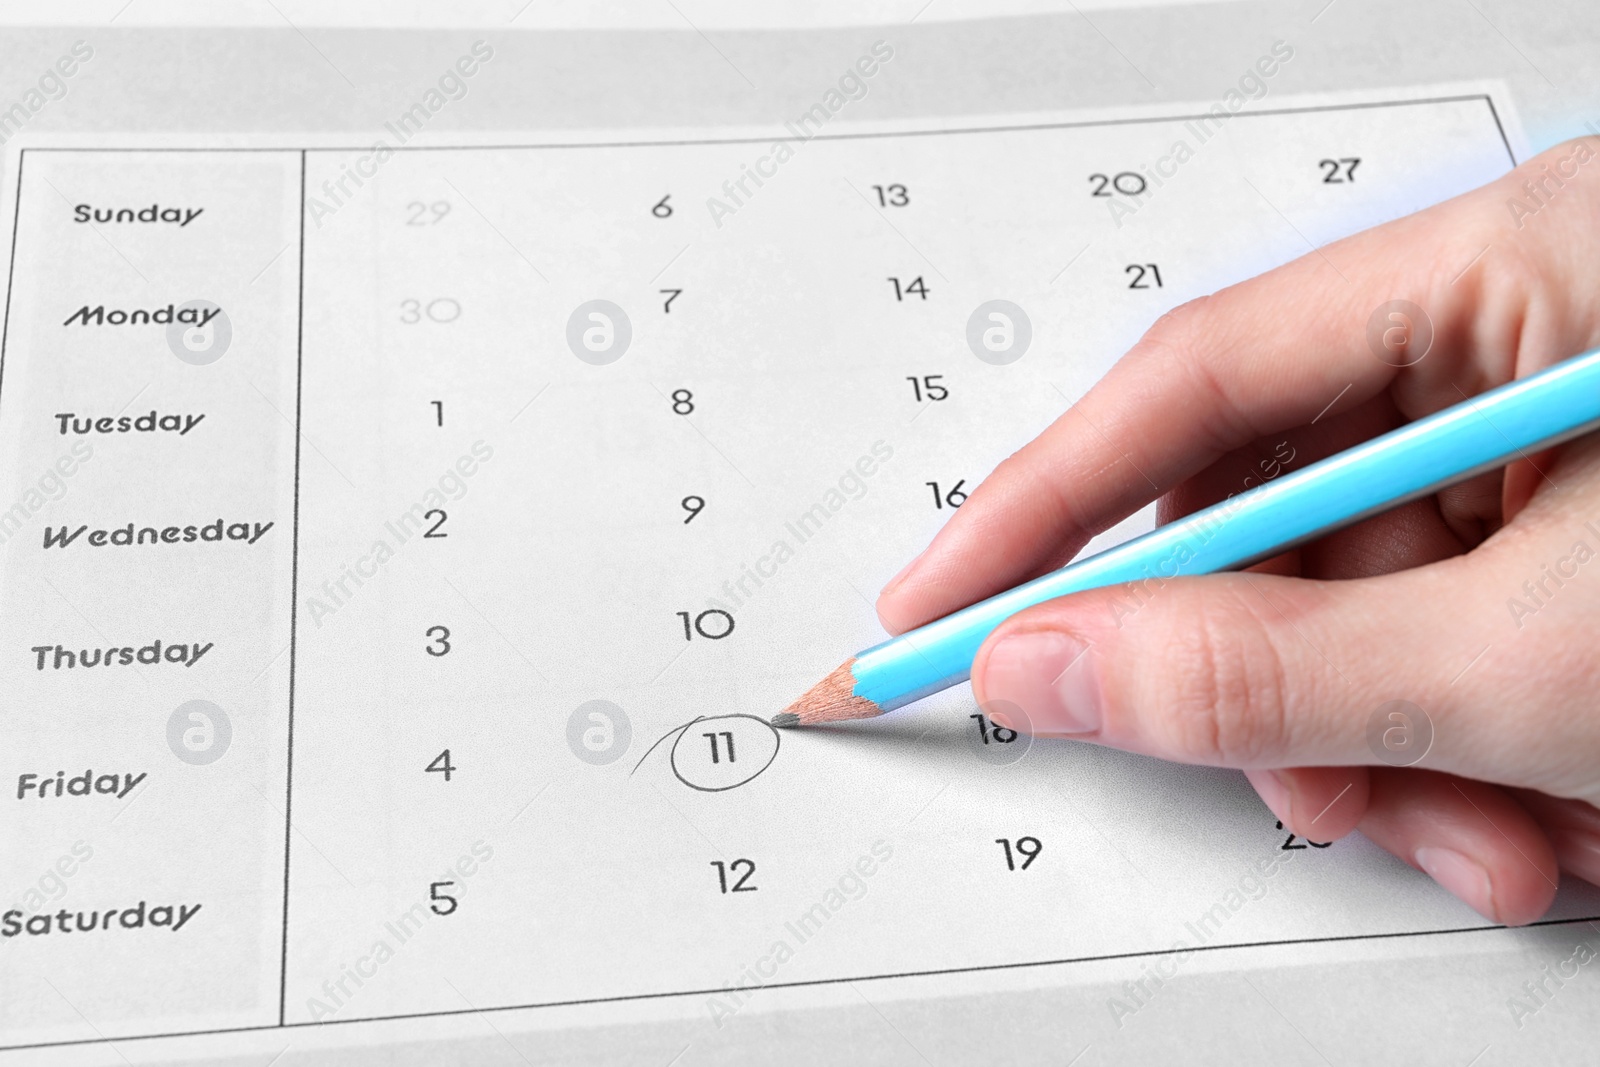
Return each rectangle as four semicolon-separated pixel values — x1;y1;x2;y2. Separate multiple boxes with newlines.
42;518;272;549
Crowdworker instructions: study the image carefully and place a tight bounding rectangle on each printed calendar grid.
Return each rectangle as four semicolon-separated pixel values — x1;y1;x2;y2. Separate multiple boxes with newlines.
7;93;1593;1054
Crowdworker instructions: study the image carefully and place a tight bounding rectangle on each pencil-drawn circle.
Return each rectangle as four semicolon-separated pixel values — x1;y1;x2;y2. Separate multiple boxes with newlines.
166;300;232;365
567;699;632;765
967;300;1031;365
167;700;232;765
670;714;780;792
971;700;1036;766
1365;700;1433;767
566;300;631;365
1366;300;1433;367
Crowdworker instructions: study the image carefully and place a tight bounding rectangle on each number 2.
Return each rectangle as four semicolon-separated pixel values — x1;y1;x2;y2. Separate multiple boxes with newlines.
1276;820;1331;849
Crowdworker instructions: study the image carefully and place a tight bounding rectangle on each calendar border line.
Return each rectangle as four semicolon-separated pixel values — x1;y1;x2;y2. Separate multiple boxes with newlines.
1482;95;1517;164
0;149;25;434
274;148;309;1030
4;93;1516;165
6;911;1599;1052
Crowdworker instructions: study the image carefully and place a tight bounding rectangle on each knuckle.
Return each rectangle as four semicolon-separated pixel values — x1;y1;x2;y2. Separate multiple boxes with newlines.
1141;584;1291;765
1133;298;1259;451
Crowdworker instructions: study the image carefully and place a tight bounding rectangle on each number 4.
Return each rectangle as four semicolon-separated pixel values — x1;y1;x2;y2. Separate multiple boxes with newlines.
426;749;455;781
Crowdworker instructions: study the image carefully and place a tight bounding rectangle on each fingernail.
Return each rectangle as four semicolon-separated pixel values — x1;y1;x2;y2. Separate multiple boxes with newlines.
981;632;1100;735
1250;770;1293;826
880;550;926;597
1415;847;1498;922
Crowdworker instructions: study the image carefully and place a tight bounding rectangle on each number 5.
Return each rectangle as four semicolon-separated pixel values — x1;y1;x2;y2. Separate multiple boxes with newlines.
429;881;458;915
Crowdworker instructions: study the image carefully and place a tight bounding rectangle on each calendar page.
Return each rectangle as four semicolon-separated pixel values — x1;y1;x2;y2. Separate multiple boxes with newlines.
3;84;1596;1056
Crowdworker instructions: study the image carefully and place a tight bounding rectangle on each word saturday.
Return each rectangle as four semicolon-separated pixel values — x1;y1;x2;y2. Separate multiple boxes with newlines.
2;901;202;937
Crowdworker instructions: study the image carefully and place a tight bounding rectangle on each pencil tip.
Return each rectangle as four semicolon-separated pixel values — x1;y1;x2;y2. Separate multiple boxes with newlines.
774;658;884;727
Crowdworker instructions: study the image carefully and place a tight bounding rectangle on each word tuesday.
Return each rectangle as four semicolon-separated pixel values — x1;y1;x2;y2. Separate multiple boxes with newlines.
55;411;204;436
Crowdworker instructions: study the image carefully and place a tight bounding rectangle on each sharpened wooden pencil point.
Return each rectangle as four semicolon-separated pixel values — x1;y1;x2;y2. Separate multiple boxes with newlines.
774;658;884;727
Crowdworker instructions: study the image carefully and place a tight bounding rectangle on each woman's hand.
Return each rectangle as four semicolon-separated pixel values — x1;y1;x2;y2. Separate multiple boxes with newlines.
876;138;1600;926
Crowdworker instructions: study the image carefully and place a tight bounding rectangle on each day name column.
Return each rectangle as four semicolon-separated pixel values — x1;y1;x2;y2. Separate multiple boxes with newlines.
0;148;302;1045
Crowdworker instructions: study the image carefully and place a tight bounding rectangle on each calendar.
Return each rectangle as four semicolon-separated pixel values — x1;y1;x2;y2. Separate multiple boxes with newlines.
3;87;1595;1055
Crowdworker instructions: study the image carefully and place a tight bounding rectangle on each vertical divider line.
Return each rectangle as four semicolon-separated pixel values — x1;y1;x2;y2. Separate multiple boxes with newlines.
278;149;308;1028
0;149;29;424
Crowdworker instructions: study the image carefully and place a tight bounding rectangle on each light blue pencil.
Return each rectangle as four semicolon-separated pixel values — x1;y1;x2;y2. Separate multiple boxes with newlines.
774;346;1600;727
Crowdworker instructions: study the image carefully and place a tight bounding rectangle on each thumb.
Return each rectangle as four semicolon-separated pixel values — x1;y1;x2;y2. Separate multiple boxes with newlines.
970;563;1472;775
